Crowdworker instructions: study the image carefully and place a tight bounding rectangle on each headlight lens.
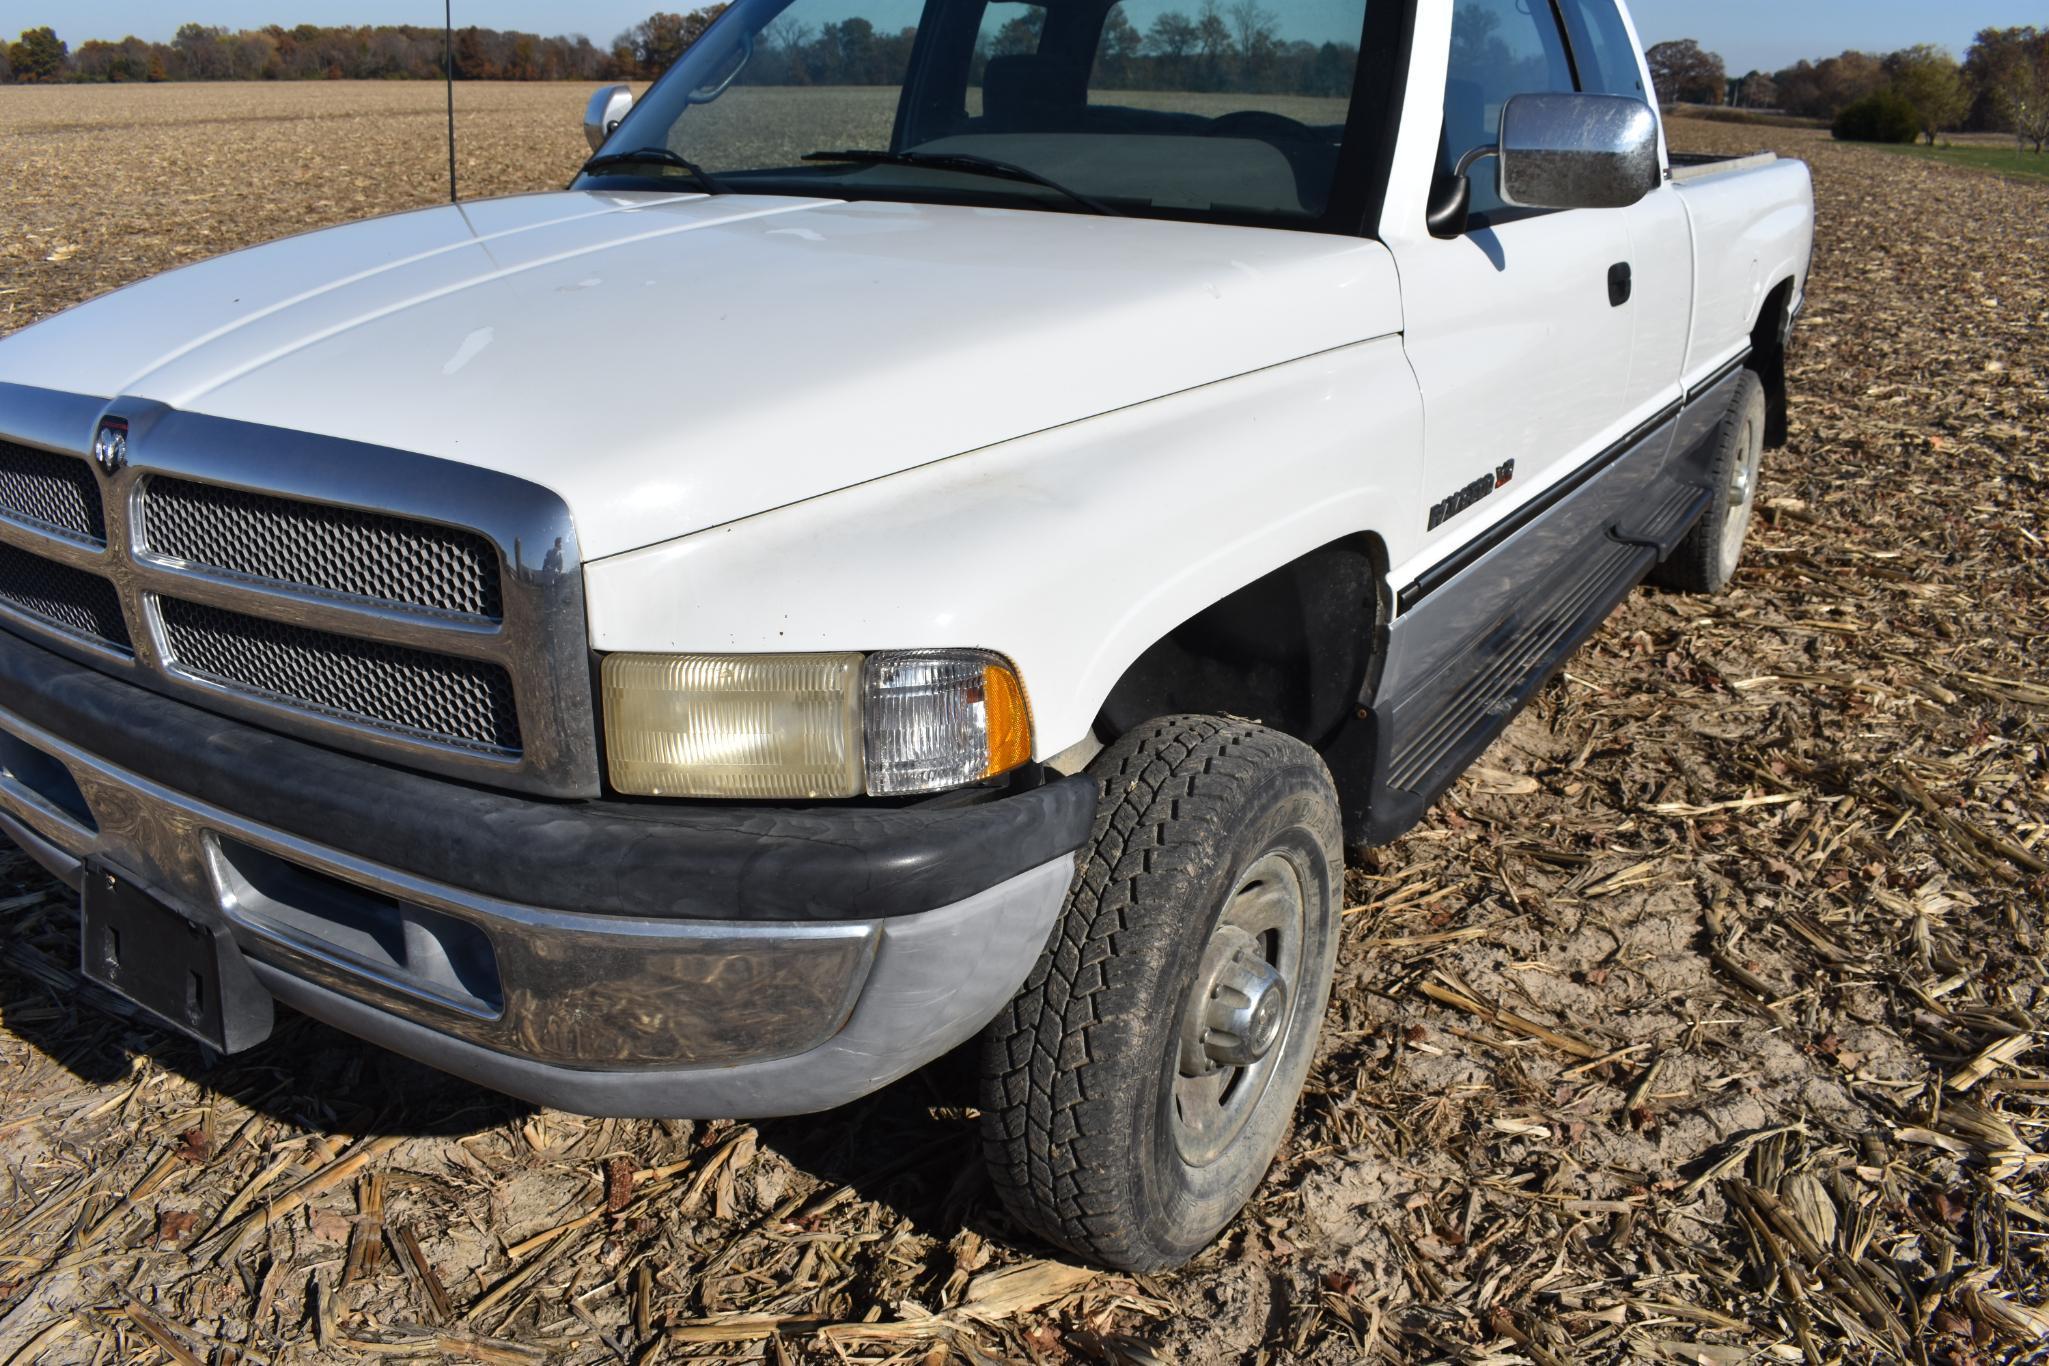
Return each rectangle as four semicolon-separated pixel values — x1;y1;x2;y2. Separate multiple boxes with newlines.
602;648;1032;799
603;652;865;799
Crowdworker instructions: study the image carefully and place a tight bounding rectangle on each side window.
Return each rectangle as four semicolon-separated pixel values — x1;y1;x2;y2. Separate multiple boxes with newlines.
970;0;1050;117
975;0;1045;62
1557;0;1647;100
1440;0;1575;216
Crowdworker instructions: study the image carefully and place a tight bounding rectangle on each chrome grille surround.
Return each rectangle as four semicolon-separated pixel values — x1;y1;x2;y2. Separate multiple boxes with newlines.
0;382;599;797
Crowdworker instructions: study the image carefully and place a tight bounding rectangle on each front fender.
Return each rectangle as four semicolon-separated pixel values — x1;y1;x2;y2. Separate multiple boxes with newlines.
583;337;1425;759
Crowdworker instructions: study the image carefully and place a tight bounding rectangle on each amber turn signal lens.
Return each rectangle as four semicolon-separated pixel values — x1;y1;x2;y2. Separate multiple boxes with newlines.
981;662;1031;779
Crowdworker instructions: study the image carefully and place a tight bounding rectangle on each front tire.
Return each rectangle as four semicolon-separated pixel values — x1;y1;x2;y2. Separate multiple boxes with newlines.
1654;368;1769;595
979;716;1342;1271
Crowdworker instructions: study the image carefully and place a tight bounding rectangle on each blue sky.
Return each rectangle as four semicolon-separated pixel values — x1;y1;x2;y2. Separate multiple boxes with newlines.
23;1;2047;73
1624;0;2043;74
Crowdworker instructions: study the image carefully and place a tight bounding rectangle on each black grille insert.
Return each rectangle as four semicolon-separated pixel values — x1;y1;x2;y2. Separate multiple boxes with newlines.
0;441;106;543
0;541;130;650
143;478;503;620
159;598;520;753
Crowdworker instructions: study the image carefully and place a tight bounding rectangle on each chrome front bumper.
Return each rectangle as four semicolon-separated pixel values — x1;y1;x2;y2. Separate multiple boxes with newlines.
0;634;1081;1117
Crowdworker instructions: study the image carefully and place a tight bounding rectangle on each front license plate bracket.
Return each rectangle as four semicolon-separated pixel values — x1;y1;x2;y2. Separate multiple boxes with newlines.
80;865;274;1053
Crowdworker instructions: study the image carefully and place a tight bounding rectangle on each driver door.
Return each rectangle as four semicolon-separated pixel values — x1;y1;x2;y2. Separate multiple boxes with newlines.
1388;0;1637;583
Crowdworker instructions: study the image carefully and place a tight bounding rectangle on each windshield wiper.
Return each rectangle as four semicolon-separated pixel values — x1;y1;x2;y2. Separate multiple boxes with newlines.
801;149;1120;216
579;146;725;194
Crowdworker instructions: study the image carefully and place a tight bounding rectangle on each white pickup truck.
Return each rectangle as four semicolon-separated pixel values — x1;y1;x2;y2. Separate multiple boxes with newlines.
0;0;1808;1268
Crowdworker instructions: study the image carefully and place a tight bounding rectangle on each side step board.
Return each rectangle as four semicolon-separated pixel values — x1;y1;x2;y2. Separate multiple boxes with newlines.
1382;536;1651;800
1330;362;1747;846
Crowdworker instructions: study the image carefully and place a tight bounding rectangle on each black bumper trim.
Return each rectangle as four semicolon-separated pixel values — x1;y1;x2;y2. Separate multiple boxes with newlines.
0;624;1096;923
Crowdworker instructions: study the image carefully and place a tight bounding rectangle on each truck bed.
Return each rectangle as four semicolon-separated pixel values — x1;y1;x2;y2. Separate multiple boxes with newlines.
1670;152;1813;381
1669;150;1779;183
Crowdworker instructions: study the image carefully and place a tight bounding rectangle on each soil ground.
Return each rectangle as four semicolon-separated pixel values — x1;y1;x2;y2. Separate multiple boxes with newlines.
0;83;2045;1364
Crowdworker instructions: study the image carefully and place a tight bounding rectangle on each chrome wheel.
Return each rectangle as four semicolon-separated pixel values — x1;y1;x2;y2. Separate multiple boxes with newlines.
1172;850;1305;1166
1717;402;1765;581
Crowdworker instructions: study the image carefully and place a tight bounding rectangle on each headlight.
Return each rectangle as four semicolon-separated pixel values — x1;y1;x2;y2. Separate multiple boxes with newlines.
602;648;1032;799
603;652;865;798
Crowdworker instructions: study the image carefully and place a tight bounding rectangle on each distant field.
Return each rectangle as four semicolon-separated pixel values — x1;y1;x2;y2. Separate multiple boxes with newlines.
1880;139;2049;183
1662;104;1830;130
1;82;626;330
0;80;1352;331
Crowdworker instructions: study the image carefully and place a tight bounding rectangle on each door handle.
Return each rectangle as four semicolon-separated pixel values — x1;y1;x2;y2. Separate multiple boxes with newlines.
1608;262;1633;307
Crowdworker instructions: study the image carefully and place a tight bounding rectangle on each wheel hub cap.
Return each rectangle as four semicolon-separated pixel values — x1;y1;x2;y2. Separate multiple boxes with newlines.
1198;950;1288;1068
1170;851;1308;1167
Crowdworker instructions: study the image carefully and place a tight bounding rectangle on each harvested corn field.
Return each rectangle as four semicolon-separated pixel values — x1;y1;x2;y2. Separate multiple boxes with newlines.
1;82;2047;1364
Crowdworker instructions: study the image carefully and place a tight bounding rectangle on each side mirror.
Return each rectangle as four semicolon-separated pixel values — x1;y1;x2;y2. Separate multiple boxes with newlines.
1429;92;1660;238
584;84;634;153
1497;92;1660;210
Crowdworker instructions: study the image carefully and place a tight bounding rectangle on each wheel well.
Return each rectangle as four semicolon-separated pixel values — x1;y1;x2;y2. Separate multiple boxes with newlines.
1095;534;1388;751
1752;278;1797;449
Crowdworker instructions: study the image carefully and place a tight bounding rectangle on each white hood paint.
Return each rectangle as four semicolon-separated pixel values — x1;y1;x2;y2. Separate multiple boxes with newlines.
0;191;1402;559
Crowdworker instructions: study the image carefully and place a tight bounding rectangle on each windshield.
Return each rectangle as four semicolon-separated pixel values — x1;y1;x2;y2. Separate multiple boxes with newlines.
578;0;1380;229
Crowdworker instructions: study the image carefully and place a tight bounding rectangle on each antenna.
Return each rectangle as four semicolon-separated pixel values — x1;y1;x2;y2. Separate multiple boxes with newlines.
444;0;458;202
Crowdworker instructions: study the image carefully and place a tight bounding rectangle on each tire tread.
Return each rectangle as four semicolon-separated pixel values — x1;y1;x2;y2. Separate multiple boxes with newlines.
979;715;1326;1266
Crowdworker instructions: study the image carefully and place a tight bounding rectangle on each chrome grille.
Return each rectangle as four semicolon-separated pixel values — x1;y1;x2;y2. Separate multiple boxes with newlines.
160;597;520;753
0;540;130;651
0;440;106;543
0;386;597;796
142;476;502;619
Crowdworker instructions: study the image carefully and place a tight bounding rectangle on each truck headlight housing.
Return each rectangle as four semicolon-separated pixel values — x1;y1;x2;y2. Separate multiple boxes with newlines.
601;649;1032;799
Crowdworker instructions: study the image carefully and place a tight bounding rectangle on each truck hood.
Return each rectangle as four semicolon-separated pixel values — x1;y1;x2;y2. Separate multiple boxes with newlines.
0;191;1401;559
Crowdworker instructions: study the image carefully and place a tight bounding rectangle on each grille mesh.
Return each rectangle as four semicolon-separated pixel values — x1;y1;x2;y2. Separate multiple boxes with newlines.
159;597;520;752
144;478;503;619
0;541;130;650
0;441;106;543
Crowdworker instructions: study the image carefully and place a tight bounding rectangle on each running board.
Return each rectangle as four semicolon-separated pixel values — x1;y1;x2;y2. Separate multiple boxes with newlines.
1327;363;1748;846
1352;535;1653;844
1384;536;1652;796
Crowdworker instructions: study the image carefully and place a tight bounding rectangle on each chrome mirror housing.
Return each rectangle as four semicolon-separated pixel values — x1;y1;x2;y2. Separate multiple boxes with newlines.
1495;92;1660;211
583;85;634;154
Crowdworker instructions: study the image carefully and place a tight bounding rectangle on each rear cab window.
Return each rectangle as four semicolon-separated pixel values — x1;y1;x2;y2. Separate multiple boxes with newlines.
1438;0;1575;218
960;0;1371;217
1556;0;1648;100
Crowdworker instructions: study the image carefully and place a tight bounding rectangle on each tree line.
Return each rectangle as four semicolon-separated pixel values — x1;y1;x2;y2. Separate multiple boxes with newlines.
6;4;1356;98
739;1;1359;97
1644;28;2049;152
0;16;722;86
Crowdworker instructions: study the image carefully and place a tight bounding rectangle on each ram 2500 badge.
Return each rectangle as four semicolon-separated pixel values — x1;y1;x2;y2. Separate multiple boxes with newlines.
0;0;1811;1269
